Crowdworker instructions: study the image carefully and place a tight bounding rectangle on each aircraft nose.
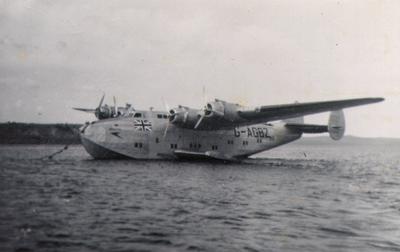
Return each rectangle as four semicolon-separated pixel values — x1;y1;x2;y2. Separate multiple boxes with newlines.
80;122;107;143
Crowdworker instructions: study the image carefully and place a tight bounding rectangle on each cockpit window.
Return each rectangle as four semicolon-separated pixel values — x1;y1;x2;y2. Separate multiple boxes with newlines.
134;113;142;118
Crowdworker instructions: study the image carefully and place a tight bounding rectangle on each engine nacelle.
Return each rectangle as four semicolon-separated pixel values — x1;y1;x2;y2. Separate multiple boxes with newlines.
204;99;242;122
169;100;245;130
169;106;200;128
96;107;112;120
204;101;224;118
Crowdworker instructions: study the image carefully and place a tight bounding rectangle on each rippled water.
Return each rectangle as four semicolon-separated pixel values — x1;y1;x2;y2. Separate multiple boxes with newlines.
1;141;400;252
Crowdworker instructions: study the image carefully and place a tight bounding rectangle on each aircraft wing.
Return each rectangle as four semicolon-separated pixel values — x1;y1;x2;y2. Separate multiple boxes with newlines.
238;97;383;123
72;108;96;113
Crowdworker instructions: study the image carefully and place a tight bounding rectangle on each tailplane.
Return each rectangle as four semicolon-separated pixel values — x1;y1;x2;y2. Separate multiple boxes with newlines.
285;110;345;140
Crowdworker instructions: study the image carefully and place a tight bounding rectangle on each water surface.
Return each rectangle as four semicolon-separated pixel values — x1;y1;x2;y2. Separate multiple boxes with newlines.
1;142;400;252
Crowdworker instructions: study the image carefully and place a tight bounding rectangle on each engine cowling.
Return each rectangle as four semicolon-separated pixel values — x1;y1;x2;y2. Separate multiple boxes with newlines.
169;106;200;128
169;100;245;130
204;99;242;122
95;107;112;119
204;101;224;118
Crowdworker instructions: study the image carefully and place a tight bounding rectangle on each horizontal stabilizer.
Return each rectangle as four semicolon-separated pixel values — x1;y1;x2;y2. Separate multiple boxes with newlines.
72;108;96;113
285;123;328;133
286;110;346;140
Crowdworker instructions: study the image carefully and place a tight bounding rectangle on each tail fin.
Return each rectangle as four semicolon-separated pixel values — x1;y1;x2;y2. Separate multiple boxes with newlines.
328;110;345;140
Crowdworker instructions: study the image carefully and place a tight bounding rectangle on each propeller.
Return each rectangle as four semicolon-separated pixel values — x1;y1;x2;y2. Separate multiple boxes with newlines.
94;93;106;119
73;93;106;119
202;86;207;105
194;114;204;129
113;96;117;116
162;97;171;138
194;103;211;129
161;99;188;138
194;87;209;130
98;93;105;108
162;97;170;114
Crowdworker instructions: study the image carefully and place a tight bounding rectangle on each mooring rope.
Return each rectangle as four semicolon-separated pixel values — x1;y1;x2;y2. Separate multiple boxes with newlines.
41;145;69;160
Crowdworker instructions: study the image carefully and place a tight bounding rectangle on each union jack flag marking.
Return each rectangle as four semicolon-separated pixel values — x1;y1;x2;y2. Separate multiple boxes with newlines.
134;120;152;132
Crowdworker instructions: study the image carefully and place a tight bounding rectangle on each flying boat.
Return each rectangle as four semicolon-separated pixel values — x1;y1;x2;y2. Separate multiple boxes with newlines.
74;96;384;161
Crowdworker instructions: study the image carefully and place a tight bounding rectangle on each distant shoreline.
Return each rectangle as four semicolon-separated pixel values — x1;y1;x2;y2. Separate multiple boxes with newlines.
0;122;82;144
1;122;399;145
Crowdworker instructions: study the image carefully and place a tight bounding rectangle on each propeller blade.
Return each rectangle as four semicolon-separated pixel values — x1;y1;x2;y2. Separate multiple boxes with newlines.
98;93;105;108
72;108;96;113
113;96;117;116
163;122;170;139
162;97;170;113
194;114;204;129
202;85;208;105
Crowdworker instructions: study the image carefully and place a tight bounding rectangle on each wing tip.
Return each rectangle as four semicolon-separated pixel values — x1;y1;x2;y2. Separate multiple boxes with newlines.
369;97;385;103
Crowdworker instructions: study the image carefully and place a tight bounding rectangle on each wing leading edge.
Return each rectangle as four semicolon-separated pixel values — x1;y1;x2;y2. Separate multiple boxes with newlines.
238;97;384;123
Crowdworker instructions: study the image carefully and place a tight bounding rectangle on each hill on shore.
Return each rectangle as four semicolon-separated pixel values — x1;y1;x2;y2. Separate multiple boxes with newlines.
0;122;82;144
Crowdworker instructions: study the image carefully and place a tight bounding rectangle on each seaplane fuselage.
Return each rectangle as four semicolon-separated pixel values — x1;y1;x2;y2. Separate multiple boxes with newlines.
80;110;301;161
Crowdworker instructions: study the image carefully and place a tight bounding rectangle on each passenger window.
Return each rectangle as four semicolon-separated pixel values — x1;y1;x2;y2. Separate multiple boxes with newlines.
157;114;162;119
134;113;142;118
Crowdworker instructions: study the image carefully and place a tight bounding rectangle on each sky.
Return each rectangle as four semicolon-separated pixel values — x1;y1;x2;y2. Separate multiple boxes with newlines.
0;0;399;137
